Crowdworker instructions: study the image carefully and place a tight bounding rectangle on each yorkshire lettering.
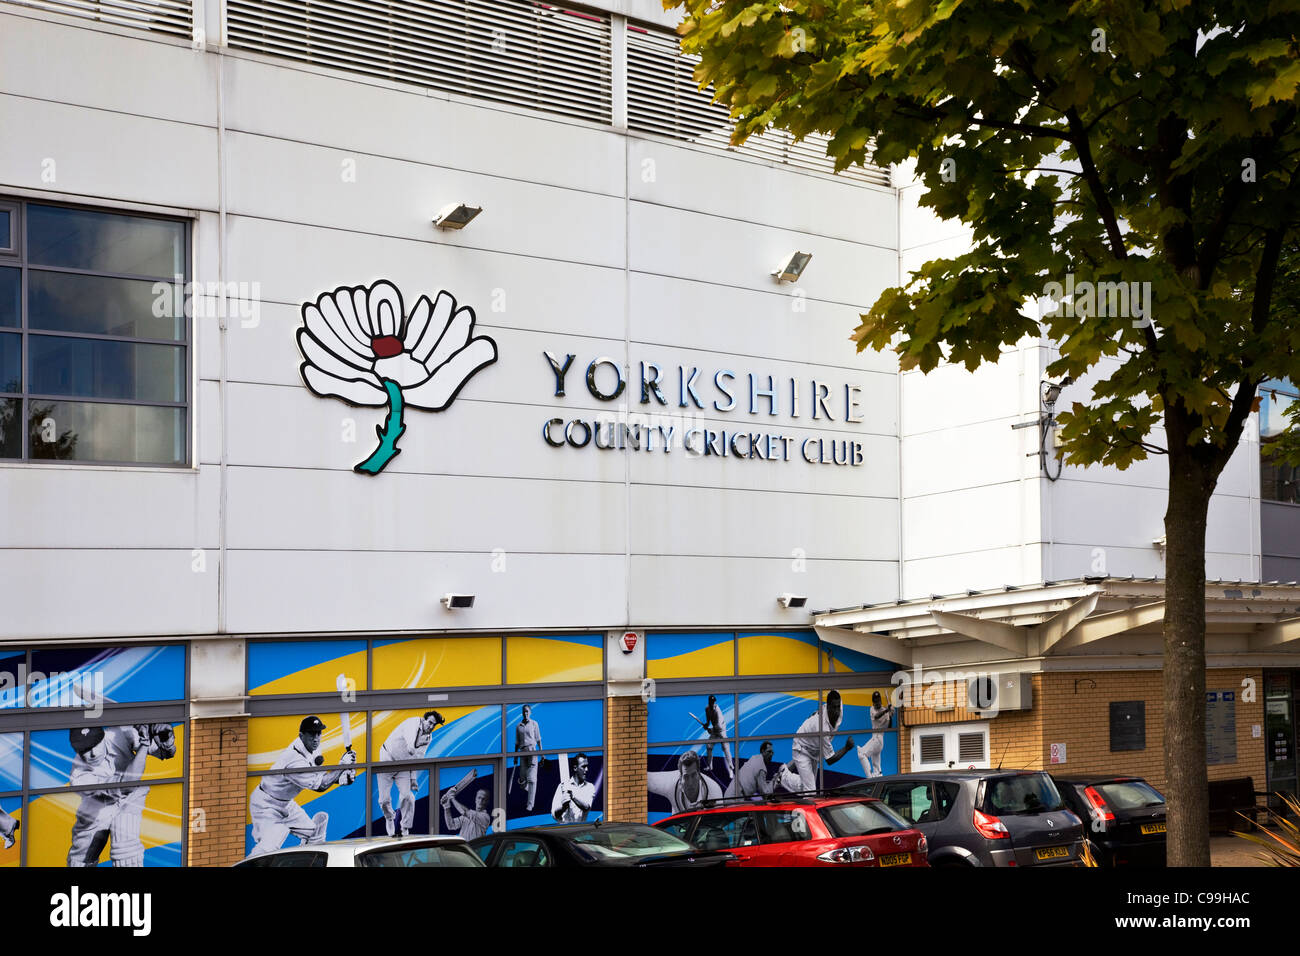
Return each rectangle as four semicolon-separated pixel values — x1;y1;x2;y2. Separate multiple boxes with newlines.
543;352;867;466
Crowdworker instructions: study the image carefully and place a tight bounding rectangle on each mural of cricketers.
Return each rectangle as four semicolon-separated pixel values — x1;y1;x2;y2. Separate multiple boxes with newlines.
551;752;597;823
790;690;855;792
248;716;356;858
66;721;177;867
857;691;896;778
376;710;444;836
513;704;543;812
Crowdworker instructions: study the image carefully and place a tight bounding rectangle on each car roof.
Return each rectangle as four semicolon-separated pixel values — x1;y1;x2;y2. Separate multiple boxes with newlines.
241;835;467;861
1050;773;1149;785
867;769;1049;781
659;793;884;816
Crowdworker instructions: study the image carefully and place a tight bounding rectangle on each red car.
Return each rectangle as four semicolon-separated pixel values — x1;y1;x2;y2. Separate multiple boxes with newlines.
653;794;929;867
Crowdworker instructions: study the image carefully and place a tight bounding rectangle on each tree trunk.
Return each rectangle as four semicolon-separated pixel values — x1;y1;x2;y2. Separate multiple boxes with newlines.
1163;448;1215;867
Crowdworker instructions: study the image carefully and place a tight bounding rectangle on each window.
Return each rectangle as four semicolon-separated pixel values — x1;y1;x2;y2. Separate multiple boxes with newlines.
911;722;990;771
496;839;551;868
691;812;758;850
0;199;189;465
1260;379;1298;503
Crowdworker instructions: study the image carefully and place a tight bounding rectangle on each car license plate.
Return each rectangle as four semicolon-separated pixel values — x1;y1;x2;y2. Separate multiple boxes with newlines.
1141;823;1167;835
1035;846;1069;860
879;852;910;867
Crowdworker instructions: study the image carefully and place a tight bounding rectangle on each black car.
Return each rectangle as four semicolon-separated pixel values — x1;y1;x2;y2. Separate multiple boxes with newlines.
841;770;1084;867
1051;774;1166;867
469;822;735;868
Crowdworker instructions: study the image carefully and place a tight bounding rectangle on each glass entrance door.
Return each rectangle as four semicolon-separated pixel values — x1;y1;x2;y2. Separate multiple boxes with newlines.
1265;672;1296;811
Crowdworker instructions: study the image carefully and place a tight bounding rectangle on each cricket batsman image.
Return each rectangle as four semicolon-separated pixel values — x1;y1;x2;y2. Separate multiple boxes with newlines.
0;805;17;850
376;710;444;836
701;694;733;778
513;704;543;812
66;722;176;867
444;788;492;840
857;691;896;778
248;716;356;857
551;753;596;823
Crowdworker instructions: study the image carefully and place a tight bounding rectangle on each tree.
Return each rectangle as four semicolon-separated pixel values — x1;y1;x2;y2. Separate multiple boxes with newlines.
673;0;1300;865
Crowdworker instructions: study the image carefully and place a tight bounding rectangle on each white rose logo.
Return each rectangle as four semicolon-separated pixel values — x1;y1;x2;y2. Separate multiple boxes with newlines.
296;279;498;475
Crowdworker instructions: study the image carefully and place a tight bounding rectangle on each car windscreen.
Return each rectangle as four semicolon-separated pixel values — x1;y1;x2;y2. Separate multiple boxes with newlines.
357;844;484;867
982;774;1065;814
820;800;910;838
1095;780;1165;809
565;825;695;860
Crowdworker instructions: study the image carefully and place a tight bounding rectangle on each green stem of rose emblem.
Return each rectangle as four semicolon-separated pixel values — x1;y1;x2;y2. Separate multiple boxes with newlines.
355;379;405;475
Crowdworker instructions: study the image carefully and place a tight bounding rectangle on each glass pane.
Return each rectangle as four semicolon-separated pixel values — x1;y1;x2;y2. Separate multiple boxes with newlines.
27;205;184;278
0;268;17;328
28;401;185;464
0;209;11;249
29;335;183;403
0;399;18;458
29;271;184;341
0;333;18;393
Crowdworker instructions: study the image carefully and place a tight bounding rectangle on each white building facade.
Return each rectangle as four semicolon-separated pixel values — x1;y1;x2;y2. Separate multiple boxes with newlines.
0;0;1292;866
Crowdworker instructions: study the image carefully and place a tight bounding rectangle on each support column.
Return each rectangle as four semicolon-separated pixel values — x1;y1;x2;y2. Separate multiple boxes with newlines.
605;696;646;822
186;715;248;866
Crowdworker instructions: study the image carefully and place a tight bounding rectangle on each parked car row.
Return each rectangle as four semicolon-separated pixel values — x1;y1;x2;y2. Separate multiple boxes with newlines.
236;770;1167;868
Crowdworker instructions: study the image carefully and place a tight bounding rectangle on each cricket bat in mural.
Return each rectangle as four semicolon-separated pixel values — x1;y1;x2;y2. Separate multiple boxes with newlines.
336;674;355;785
551;753;571;820
440;768;478;807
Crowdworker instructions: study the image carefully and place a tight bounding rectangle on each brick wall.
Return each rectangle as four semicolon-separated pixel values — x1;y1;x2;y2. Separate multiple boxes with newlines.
1038;668;1265;792
604;696;646;822
895;669;1265;792
186;716;248;867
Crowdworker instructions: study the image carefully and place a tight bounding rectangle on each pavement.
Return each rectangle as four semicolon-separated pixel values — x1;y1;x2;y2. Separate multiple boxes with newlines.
1210;829;1280;866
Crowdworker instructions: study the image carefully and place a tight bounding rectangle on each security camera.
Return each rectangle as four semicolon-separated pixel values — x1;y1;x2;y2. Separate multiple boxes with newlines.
441;593;475;609
777;593;808;609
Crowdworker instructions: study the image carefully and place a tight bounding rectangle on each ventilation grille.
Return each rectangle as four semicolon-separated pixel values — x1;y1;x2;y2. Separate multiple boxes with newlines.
2;0;192;38
626;25;891;187
957;731;987;764
226;0;613;125
918;734;945;765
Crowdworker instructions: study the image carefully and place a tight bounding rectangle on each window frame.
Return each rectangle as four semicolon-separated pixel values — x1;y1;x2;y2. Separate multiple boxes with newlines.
0;196;192;468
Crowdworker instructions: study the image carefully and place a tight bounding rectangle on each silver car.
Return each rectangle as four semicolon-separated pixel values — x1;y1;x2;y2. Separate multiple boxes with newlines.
234;835;485;868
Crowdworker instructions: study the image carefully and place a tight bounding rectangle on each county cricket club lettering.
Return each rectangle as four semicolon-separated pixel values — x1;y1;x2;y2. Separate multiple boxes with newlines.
296;279;498;475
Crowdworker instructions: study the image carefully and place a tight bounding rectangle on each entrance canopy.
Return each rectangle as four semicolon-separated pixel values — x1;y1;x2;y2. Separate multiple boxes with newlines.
812;577;1300;670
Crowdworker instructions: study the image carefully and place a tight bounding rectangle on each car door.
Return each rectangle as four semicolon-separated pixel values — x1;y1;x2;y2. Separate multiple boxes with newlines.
877;780;941;839
691;812;762;865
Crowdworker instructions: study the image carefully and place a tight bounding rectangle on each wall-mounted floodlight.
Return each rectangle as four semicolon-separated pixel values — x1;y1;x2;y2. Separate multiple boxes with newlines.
442;593;475;609
772;252;812;283
433;203;482;230
777;593;808;609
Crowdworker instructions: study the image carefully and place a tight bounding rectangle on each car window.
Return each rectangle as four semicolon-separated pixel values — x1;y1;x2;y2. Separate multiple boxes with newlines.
982;774;1065;814
931;782;961;821
567;824;696;860
756;810;803;844
496;839;552;868
879;782;930;823
358;844;483;867
692;812;758;850
1095;780;1165;809
267;852;328;868
472;841;495;864
820;801;910;838
657;818;694;842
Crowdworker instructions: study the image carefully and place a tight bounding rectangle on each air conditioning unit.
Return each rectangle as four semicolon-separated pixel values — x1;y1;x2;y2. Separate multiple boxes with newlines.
966;672;1032;712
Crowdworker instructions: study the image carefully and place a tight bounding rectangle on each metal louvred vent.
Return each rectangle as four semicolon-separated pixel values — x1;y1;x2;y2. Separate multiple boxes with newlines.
957;731;987;763
626;24;891;187
225;0;613;125
2;0;192;38
918;734;945;764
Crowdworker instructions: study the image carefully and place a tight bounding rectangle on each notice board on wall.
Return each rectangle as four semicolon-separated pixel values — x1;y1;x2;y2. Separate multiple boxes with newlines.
1109;701;1146;752
1206;690;1238;766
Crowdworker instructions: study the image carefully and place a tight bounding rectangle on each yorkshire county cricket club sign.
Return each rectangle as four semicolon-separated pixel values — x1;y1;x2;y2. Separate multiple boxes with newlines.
299;279;868;474
296;280;499;475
